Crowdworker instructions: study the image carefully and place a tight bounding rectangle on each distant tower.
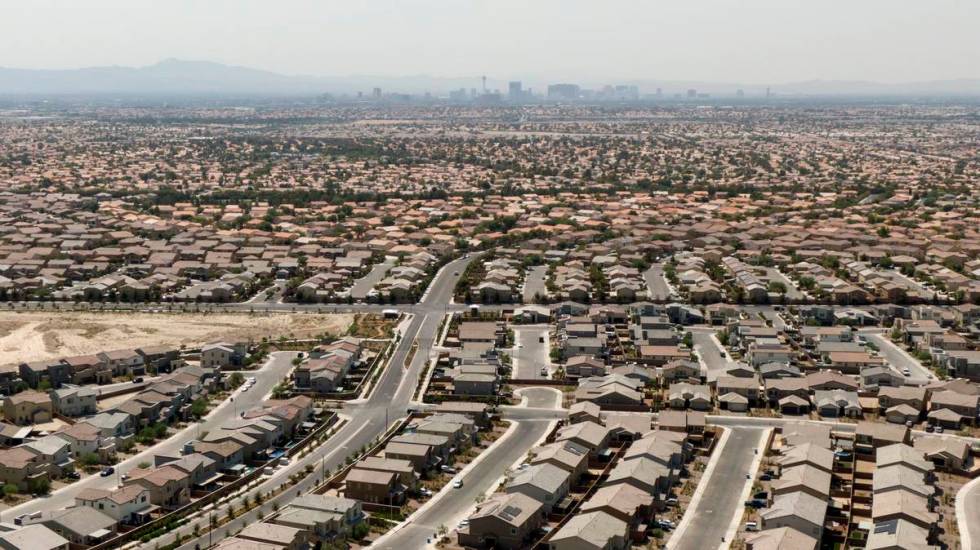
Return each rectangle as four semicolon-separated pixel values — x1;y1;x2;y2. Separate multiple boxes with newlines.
372;87;382;99
508;81;523;100
687;88;697;98
766;87;771;99
736;89;745;98
482;75;487;93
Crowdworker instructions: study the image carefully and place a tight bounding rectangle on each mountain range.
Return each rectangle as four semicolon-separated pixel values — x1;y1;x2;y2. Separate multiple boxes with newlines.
2;59;979;98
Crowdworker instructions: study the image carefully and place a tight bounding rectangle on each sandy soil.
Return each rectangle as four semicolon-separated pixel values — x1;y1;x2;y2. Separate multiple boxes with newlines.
0;311;353;366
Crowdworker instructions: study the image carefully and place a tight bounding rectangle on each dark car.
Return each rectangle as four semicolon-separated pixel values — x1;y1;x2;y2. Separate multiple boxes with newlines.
100;467;115;477
133;377;144;383
65;471;80;480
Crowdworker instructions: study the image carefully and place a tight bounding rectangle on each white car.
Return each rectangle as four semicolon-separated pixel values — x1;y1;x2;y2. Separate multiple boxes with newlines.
452;478;463;489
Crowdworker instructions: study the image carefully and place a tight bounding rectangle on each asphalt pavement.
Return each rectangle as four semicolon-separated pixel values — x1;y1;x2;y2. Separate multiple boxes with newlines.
373;388;561;550
349;257;395;300
643;264;674;301
512;325;551;379
861;331;935;383
522;265;548;303
6;351;299;518
690;328;735;382
669;427;767;550
163;254;478;550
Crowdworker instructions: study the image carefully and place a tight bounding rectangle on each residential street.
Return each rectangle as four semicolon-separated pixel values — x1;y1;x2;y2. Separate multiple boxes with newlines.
349;256;395;300
164;254;478;550
669;427;767;550
643;263;673;301
512;324;551;379
522;265;548;303
372;388;562;550
5;351;300;517
861;331;935;383
690;328;735;382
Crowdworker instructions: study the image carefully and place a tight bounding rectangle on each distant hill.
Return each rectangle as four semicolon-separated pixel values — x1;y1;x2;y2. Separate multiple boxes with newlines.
1;59;978;97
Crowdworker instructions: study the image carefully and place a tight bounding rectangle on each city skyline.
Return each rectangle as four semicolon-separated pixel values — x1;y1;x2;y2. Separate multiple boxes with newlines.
2;0;979;84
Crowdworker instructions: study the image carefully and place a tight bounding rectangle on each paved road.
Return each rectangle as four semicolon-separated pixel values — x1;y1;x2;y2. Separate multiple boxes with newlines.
244;280;287;304
643;264;674;301
957;476;980;550
522;265;548;303
373;388;561;549
350;257;395;300
670;427;766;550
761;267;806;301
691;328;735;383
861;331;934;383
512;325;551;379
163;254;478;550
7;352;299;517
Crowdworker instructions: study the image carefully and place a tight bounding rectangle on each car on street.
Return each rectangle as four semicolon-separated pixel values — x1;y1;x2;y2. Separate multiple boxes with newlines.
100;467;114;477
452;478;463;489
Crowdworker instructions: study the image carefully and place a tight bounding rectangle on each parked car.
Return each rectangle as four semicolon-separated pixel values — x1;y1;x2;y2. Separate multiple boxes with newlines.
133;377;144;383
100;467;114;477
452;478;463;489
745;521;759;532
65;471;80;480
665;497;679;507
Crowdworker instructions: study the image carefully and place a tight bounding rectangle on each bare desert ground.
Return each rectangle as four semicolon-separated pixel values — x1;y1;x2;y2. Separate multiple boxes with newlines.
0;311;353;366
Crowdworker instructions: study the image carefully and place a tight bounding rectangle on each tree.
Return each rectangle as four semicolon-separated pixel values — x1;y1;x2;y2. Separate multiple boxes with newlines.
190;397;208;419
768;281;787;294
351;523;370;540
227;372;245;389
80;452;101;467
28;477;50;495
2;484;17;499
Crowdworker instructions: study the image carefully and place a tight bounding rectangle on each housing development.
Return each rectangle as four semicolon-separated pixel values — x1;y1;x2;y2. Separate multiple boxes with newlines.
0;96;977;550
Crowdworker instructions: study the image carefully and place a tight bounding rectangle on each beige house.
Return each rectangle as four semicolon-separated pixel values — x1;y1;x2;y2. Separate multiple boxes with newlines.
3;391;53;425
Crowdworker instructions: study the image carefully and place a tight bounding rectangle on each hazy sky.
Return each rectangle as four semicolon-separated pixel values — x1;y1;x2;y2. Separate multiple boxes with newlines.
3;0;978;83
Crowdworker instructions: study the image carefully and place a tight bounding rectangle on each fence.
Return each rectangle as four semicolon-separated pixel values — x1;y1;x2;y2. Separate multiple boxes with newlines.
86;413;339;550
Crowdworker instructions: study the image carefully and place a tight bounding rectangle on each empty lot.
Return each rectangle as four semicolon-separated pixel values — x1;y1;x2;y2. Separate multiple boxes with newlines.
0;311;353;365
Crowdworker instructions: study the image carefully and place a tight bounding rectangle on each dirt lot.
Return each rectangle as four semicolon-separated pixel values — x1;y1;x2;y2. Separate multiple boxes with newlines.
0;311;353;365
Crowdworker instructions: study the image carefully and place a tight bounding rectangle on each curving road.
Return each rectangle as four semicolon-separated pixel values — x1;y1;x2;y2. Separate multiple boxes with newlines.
373;387;563;549
158;254;478;550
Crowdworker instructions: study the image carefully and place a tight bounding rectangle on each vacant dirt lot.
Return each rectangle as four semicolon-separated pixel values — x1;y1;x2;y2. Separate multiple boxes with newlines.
0;311;353;365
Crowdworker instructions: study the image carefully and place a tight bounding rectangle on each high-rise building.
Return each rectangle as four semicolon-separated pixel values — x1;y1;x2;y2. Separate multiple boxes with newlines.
372;87;382;99
508;81;523;100
687;89;697;98
547;83;580;100
736;89;745;97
